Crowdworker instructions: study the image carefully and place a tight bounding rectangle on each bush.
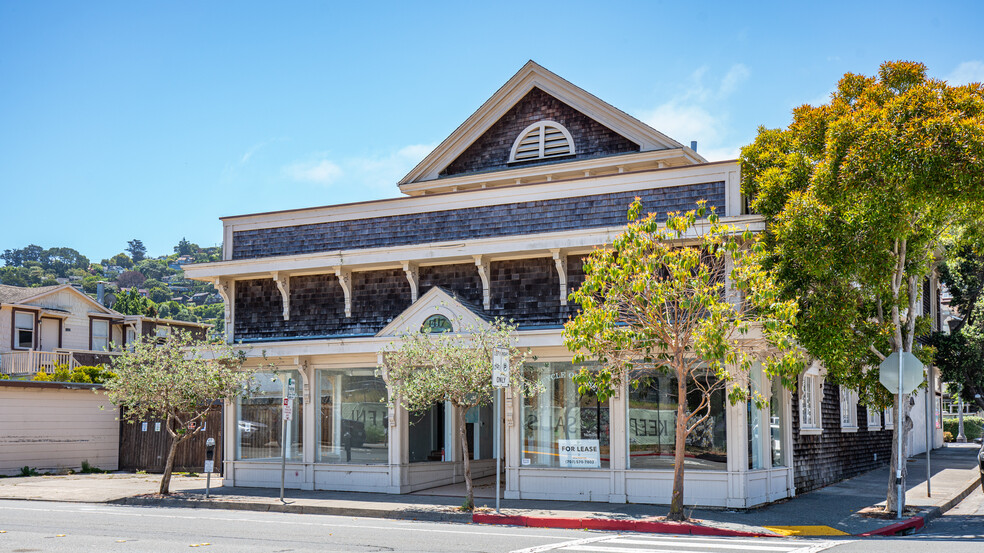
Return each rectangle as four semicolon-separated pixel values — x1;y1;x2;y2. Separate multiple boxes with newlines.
942;416;983;441
33;364;116;384
943;431;954;442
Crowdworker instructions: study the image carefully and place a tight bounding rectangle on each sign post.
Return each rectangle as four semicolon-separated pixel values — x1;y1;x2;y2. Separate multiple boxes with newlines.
879;351;924;519
492;348;509;514
280;377;295;504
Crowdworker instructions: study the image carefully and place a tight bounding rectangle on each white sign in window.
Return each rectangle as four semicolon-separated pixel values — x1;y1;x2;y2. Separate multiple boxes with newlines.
558;439;601;468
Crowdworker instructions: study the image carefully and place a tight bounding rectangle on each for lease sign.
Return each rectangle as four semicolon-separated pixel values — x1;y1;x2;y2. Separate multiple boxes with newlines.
558;439;600;468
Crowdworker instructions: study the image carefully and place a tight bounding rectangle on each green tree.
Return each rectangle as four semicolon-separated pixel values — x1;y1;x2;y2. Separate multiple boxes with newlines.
147;286;172;304
174;238;195;256
109;253;134;269
928;235;984;411
112;288;155;316
563;199;804;521
380;319;540;511
105;331;252;494
126;239;147;263
135;259;172;280
740;61;984;512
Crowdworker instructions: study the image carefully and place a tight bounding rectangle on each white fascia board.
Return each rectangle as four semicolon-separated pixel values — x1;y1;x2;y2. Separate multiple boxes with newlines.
236;328;567;360
399;149;698;194
221;161;740;233
399;61;697;185
184;215;765;282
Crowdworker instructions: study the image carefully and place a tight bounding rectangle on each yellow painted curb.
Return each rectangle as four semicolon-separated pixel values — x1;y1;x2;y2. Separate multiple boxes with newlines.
763;525;850;536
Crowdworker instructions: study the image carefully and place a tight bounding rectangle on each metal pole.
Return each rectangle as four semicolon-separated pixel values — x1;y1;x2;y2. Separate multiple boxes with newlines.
896;352;904;519
206;471;211;499
957;394;966;442
495;388;501;514
926;366;932;497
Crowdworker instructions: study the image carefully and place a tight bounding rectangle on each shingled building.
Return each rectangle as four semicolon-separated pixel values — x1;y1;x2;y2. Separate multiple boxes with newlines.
184;62;938;507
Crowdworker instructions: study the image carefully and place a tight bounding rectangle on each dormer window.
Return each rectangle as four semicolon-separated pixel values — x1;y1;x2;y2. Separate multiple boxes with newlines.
508;120;575;163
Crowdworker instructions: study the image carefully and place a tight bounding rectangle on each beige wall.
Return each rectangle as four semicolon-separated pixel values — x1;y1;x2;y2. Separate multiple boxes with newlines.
0;383;119;475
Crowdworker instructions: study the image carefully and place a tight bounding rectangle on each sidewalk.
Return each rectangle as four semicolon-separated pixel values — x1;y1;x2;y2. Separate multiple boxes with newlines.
0;444;979;537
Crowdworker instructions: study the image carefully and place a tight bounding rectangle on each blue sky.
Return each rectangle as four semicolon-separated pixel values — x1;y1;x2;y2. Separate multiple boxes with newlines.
2;1;982;262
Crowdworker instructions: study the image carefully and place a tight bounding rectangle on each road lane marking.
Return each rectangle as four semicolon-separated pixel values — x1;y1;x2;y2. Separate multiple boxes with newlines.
509;535;617;553
608;537;803;550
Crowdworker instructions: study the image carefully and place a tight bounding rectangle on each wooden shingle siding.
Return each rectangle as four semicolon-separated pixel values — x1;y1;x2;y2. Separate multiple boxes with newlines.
440;87;640;177
232;182;726;260
233;256;591;341
792;383;893;493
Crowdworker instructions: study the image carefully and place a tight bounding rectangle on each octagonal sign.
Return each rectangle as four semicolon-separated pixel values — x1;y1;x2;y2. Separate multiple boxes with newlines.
879;351;924;394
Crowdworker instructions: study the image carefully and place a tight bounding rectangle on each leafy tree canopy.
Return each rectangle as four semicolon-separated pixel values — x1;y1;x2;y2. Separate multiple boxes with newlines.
2;244;89;277
740;60;984;512
126;239;147;263
563;199;803;520
112;288;156;316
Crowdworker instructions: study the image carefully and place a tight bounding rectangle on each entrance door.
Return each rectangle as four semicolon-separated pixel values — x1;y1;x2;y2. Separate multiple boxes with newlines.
39;318;60;351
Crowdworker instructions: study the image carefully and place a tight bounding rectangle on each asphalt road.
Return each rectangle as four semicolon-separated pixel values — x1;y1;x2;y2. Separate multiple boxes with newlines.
0;492;980;553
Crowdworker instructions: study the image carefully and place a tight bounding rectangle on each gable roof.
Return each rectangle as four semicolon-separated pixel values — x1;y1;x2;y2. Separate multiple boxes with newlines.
376;286;491;338
0;283;119;315
399;61;703;187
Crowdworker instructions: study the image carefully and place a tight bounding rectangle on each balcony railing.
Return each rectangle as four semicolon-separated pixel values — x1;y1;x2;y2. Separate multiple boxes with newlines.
0;350;120;377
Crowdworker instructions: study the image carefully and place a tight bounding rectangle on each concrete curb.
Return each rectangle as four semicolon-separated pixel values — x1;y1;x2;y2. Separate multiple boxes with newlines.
857;473;982;537
110;496;472;524
471;513;779;537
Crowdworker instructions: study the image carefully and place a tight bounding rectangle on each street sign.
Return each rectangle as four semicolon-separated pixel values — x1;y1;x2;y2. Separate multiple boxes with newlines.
879;351;924;394
282;397;293;421
492;348;509;388
287;378;297;400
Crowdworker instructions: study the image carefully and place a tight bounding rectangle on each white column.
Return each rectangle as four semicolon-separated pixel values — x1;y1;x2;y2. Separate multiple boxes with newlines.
609;378;628;503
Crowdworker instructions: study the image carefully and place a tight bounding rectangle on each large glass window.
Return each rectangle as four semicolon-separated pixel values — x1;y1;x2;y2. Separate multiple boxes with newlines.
748;369;766;470
316;369;388;464
237;370;303;461
522;362;610;469
770;377;786;467
627;373;728;470
91;319;110;351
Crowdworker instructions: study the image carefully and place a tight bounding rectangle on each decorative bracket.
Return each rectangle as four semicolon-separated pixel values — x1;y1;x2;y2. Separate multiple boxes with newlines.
473;255;490;310
272;271;291;320
213;278;234;343
402;261;419;302
334;267;352;318
551;249;568;306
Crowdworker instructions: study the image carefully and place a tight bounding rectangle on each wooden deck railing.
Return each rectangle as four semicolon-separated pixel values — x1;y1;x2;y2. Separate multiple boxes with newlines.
0;350;79;376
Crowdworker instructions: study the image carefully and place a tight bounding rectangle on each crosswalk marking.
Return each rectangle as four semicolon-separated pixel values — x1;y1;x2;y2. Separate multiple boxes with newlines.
606;537;805;551
511;534;847;553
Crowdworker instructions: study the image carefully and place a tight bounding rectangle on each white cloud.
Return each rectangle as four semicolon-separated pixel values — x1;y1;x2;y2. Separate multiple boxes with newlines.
281;144;435;192
283;159;344;185
638;63;749;161
946;61;984;85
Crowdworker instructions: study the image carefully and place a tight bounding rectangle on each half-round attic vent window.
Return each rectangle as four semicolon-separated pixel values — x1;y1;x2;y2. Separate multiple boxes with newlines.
508;120;575;163
421;314;453;333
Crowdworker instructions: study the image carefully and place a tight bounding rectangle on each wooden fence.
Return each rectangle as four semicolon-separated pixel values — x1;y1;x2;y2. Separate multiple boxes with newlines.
118;405;223;473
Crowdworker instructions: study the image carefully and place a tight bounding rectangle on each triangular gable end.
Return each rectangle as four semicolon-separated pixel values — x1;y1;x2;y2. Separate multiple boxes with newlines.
399;61;702;186
14;283;121;316
376;287;491;338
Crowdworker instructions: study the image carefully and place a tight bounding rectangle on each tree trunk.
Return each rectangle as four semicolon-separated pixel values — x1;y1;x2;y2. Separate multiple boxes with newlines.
885;393;914;513
160;414;179;495
668;371;688;522
457;404;474;511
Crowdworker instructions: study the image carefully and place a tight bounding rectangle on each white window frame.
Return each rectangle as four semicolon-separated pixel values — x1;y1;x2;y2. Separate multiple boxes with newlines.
839;387;859;432
508;120;575;163
799;363;824;435
866;405;882;430
13;311;36;350
91;319;110;351
883;406;894;430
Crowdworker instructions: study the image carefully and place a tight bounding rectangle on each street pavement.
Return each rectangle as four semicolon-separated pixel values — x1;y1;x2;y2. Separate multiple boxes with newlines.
0;443;979;545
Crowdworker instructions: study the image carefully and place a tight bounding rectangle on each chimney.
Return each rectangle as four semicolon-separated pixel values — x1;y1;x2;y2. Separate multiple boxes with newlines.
97;282;105;305
690;140;698;152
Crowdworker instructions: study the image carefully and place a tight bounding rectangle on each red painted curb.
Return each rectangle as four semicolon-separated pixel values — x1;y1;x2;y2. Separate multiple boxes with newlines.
856;516;925;537
472;513;776;537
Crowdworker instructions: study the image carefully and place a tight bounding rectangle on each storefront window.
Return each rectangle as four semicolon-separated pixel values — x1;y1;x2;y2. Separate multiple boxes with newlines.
522;362;609;469
237;370;303;461
770;377;786;467
748;368;765;469
316;369;388;464
628;373;727;470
